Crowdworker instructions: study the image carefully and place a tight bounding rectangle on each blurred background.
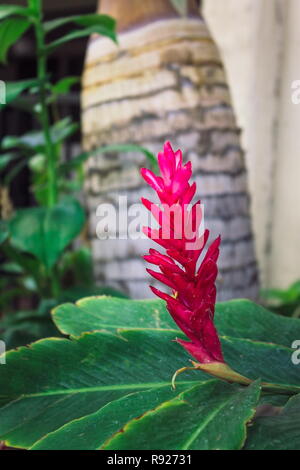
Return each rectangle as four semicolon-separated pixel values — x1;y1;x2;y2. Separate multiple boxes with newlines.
1;0;300;301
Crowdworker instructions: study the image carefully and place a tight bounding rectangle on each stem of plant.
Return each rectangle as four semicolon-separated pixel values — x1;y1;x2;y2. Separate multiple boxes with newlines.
32;1;60;298
172;362;300;396
33;0;58;209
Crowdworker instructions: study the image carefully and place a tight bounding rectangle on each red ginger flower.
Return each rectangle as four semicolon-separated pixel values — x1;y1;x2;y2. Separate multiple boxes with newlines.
141;141;225;365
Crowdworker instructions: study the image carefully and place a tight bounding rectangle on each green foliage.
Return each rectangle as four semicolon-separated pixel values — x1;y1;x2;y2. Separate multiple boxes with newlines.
0;0;156;347
0;221;8;245
52;76;79;95
0;5;33;21
53;297;300;393
0;17;31;63
0;302;61;350
0;297;299;450
261;280;300;317
9;198;85;269
43;13;116;33
60;143;158;174
0;79;40;109
44;15;117;54
103;381;261;450
245;394;300;450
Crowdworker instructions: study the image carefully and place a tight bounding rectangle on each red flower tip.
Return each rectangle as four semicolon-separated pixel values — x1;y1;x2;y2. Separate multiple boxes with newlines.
142;141;224;365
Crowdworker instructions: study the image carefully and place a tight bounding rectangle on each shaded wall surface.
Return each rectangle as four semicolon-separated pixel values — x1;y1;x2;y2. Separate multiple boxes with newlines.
204;0;300;288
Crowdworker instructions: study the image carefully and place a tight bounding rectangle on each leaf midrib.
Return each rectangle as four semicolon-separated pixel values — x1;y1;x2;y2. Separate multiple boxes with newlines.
1;380;202;399
181;395;234;450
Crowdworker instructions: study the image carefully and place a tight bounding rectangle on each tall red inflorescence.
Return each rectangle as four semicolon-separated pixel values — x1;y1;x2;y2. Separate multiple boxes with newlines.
141;141;225;365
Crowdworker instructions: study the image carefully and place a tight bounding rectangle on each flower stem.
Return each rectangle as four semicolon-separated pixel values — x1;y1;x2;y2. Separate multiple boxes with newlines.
172;361;300;396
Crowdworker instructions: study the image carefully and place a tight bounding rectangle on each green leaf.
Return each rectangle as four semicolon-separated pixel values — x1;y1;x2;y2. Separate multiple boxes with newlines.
0;78;39;109
215;299;300;347
245;393;300;450
0;329;207;448
45;15;117;54
0;5;33;21
0;309;60;351
60;143;158;175
0;261;23;274
58;246;94;285
53;297;174;336
258;393;290;407
53;297;300;346
103;380;261;450
2;117;78;152
30;385;191;450
9;198;85;269
52;297;300;392
27;0;40;15
3;158;28;186
261;281;300;317
2;243;43;284
220;336;300;393
0;17;31;64
52;76;79;95
0;220;9;245
30;380;260;451
43;13;115;34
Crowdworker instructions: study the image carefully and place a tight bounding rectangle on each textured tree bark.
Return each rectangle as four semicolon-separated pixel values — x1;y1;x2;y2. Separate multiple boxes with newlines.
81;0;259;300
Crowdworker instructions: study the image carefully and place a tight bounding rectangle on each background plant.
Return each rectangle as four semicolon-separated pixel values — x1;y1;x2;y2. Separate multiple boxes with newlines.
261;280;300;318
0;0;155;348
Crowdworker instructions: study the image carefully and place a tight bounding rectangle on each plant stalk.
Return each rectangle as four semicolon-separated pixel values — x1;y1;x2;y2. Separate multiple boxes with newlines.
33;0;57;208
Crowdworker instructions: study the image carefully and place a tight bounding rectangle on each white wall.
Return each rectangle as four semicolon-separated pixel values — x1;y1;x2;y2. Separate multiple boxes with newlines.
203;0;300;288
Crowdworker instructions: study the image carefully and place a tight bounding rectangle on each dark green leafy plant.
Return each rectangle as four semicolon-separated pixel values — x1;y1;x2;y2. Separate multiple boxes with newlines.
0;1;153;347
0;297;299;450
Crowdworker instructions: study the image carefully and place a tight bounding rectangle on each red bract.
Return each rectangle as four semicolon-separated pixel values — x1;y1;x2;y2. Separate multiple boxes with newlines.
141;141;224;365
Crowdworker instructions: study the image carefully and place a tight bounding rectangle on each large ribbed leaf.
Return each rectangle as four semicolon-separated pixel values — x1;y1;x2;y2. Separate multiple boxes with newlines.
103;380;261;450
52;297;174;336
215;299;300;346
1;294;299;450
220;337;300;393
0;329;208;449
30;385;191;450
52;297;300;392
245;394;300;450
31;380;260;451
53;297;300;346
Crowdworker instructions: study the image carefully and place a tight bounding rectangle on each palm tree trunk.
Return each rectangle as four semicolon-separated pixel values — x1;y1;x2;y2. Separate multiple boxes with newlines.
81;0;259;300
